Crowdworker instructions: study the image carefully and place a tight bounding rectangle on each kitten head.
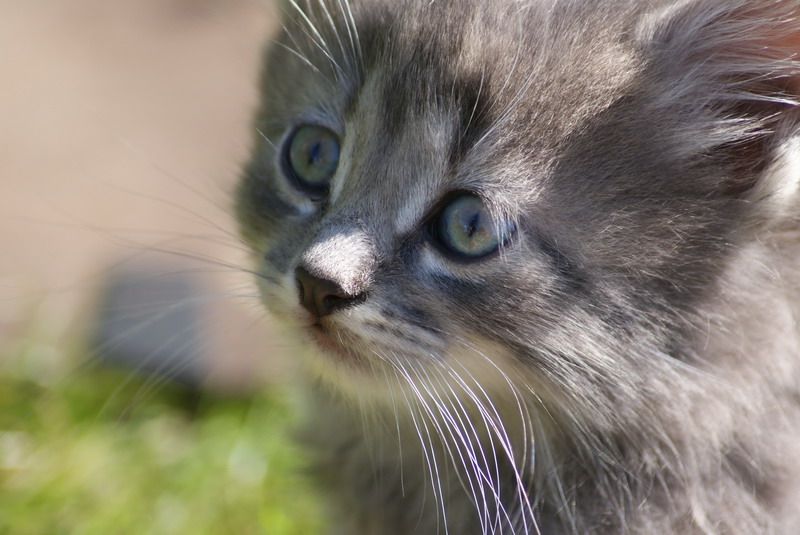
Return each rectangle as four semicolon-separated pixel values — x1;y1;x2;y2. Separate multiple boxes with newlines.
236;0;800;426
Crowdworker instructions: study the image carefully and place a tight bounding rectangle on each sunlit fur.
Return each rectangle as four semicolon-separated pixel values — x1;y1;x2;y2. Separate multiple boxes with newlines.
236;0;800;533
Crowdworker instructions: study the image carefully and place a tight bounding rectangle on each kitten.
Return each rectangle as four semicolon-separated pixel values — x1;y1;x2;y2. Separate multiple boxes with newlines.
235;0;800;533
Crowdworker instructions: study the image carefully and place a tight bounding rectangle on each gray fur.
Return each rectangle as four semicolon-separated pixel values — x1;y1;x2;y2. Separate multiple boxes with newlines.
236;0;800;533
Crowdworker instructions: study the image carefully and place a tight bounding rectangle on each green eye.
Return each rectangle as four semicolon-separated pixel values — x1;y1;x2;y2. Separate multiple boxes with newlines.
435;194;514;259
284;125;340;197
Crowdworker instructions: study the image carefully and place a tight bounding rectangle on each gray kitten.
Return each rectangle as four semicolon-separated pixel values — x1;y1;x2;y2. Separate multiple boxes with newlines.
236;0;800;533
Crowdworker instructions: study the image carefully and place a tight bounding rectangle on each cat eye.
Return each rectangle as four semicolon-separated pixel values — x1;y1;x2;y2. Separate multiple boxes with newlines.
433;194;515;259
283;125;340;198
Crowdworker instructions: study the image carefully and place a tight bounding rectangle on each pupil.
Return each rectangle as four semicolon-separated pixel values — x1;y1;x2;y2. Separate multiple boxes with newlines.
465;214;479;238
308;142;321;166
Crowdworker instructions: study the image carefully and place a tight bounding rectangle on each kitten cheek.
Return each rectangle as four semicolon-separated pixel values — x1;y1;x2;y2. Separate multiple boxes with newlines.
443;336;524;384
253;272;304;322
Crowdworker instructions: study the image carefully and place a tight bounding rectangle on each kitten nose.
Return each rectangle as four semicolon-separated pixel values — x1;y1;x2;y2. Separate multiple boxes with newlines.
294;266;364;319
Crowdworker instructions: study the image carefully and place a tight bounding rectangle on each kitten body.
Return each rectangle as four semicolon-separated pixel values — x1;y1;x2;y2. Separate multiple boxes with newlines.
236;0;800;533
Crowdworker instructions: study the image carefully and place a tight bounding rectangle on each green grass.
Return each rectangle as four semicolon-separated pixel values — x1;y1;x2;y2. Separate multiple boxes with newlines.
0;340;324;535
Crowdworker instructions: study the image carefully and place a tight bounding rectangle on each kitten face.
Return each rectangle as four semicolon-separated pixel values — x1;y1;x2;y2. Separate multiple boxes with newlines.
237;0;798;419
240;85;522;391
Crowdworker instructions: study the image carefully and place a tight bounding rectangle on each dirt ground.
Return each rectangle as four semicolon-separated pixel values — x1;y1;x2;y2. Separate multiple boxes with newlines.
0;0;282;389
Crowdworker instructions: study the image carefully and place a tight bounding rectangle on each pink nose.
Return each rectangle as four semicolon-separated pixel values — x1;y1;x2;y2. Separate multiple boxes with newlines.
294;266;365;319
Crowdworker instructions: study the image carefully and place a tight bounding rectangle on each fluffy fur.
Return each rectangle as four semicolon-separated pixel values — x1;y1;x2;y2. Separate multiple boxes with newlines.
236;0;800;533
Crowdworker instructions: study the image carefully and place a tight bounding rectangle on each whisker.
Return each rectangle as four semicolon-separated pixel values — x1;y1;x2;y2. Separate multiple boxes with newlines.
285;0;347;82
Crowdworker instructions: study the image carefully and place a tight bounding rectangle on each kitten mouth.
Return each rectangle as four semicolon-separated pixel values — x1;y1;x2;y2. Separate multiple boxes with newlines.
305;323;350;359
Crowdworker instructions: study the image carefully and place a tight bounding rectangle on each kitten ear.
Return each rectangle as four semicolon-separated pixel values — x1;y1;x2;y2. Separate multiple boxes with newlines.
644;0;800;207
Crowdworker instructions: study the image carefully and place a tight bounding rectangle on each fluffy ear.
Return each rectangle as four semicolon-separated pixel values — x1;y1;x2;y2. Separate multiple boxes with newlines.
641;0;800;207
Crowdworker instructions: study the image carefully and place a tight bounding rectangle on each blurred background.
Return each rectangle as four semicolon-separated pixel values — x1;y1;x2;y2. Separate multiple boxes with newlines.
0;1;323;533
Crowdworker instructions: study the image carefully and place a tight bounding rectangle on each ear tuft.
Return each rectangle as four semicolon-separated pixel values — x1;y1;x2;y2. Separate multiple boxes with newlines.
642;0;800;202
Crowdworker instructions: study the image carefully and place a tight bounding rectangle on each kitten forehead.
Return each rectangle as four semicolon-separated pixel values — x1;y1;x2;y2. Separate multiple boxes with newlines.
340;70;526;238
337;72;454;235
336;0;642;209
